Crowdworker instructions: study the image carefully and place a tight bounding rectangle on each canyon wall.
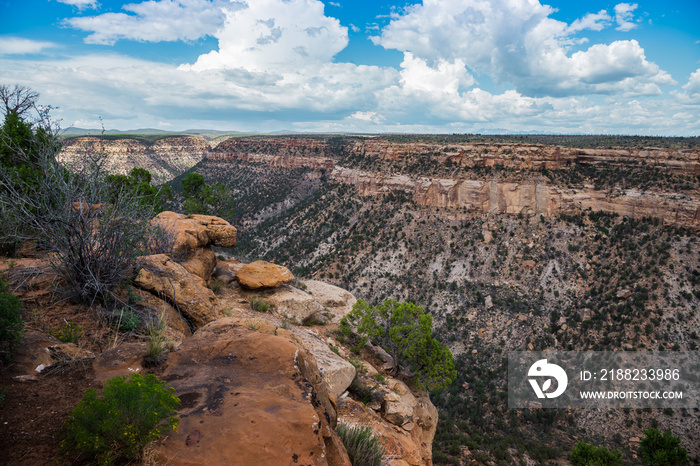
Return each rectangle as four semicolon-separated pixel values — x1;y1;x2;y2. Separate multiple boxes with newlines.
59;135;700;228
209;137;700;228
209;137;336;170
347;140;700;174
59;136;210;183
331;167;700;228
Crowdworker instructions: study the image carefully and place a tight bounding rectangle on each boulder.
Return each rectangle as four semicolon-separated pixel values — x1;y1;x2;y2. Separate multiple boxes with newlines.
290;328;356;398
235;260;294;289
247;285;324;324
151;318;350;466
180;247;217;284
128;287;192;337
383;391;414;426
303;280;357;323
134;254;220;329
152;211;237;254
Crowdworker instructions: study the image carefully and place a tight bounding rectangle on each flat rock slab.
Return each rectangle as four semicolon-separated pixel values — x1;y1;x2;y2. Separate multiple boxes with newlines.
152;318;349;466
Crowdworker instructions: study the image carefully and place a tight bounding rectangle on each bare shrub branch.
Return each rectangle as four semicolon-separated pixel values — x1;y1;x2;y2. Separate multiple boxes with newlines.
0;109;170;306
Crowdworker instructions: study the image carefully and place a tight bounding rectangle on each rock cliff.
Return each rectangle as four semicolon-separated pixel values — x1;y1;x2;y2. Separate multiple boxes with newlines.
59;136;209;183
331;167;700;229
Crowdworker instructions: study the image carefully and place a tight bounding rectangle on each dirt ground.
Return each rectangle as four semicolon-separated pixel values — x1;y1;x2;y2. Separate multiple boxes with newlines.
0;363;100;465
0;254;155;465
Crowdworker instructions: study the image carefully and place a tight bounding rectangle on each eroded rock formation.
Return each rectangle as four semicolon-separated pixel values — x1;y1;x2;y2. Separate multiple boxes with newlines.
59;136;209;183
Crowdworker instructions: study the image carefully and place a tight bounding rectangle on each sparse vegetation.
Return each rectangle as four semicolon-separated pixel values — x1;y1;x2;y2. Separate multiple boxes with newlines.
51;322;83;343
0;95;173;306
640;428;688;466
60;373;180;465
341;299;456;390
0;278;23;363
335;422;384;466
250;296;271;312
570;440;623;466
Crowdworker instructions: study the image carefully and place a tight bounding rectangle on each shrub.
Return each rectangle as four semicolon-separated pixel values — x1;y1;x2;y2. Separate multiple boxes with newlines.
336;422;384;466
0;278;23;363
570;440;623;466
110;309;140;332
250;297;271;313
51;322;83;343
340;299;456;390
61;373;180;465
640;428;688;466
143;318;172;367
0;102;172;306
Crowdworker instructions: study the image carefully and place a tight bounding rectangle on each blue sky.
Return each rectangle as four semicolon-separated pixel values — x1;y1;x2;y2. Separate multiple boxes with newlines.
0;0;699;135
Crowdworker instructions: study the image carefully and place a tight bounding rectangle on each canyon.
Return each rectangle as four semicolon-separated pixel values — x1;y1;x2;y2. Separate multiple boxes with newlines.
55;134;700;464
62;135;700;229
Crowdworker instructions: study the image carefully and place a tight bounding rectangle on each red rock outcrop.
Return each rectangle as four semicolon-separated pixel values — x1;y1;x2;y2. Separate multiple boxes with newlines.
151;317;350;466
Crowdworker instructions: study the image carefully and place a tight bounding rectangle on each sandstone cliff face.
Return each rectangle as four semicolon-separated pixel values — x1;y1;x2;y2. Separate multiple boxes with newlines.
210;137;336;170
346;140;700;174
193;136;700;229
331;167;700;228
59;136;209;183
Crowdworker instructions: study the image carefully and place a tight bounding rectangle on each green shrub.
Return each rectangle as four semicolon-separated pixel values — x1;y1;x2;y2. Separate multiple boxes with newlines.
640;428;688;466
250;297;271;312
570;440;623;466
110;309;140;332
336;422;384;466
61;373;180;465
0;278;23;363
51;322;83;343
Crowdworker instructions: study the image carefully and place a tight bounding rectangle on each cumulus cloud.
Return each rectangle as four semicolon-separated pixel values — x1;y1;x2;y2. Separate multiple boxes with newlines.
64;0;234;44
184;0;348;72
10;0;694;135
373;0;671;97
614;3;638;32
0;37;58;55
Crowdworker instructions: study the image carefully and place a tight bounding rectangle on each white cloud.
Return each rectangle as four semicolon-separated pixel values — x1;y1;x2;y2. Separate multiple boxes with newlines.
4;0;696;135
373;0;672;97
614;3;638;32
672;69;700;104
566;10;612;34
184;0;348;72
56;0;99;9
0;37;58;55
399;53;474;95
64;0;234;45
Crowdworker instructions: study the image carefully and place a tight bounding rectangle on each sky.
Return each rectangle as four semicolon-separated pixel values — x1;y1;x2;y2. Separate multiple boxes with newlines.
0;0;699;135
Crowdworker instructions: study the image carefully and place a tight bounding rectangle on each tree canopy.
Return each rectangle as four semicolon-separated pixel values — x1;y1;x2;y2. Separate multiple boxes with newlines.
640;428;688;466
340;299;456;391
181;172;232;217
